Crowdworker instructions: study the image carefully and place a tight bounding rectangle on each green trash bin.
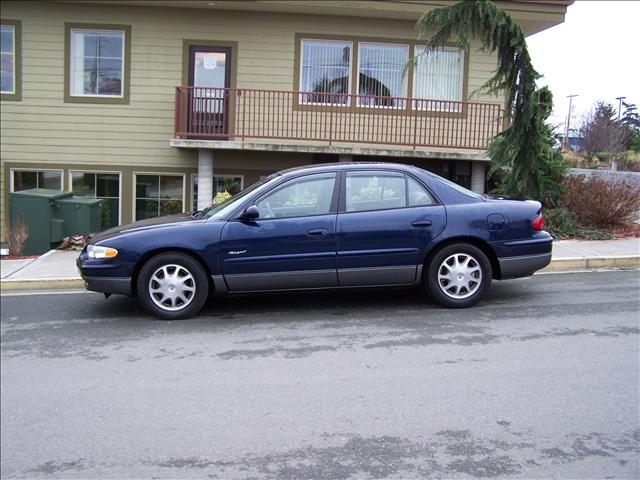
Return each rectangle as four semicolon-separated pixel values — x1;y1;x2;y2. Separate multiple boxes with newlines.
8;189;72;255
8;189;102;255
54;196;102;238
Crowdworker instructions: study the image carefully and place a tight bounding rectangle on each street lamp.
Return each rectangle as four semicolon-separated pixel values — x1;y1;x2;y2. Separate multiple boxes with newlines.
615;96;626;121
564;94;578;149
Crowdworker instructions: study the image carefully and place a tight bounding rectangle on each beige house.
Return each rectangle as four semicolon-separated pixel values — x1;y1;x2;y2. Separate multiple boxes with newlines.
0;0;571;235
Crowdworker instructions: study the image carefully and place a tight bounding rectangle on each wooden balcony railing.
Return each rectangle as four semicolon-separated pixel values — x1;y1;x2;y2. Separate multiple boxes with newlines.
174;87;504;150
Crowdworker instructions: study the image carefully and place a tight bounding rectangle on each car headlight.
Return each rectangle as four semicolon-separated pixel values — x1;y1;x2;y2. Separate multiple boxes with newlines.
87;245;118;259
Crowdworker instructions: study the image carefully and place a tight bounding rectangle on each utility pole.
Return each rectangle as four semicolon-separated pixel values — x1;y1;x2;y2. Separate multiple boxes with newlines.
564;94;578;149
615;96;626;121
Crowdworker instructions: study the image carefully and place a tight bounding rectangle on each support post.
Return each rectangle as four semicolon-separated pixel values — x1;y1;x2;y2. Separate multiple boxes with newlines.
197;149;214;210
471;162;486;194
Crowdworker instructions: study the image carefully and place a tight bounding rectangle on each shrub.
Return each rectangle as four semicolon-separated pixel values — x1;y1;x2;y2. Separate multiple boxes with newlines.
561;174;640;227
3;213;29;256
618;151;640;172
543;207;582;238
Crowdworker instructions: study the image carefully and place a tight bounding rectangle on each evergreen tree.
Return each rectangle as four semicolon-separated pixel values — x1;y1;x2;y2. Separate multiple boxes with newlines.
415;0;566;201
621;102;640;152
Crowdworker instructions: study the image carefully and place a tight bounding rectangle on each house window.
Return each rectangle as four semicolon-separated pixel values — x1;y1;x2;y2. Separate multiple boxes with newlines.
11;170;62;191
413;46;463;110
71;171;121;228
357;42;408;107
65;23;130;104
1;20;20;101
135;174;184;221
299;39;352;105
192;174;243;210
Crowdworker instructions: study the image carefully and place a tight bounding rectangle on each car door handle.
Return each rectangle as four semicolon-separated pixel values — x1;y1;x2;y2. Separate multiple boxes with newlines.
307;228;330;237
411;220;432;227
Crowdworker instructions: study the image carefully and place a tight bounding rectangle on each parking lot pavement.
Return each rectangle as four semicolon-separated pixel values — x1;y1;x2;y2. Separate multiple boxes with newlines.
1;270;639;479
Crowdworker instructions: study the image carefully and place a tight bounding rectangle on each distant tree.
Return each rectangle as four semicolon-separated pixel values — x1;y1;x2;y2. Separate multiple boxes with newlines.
580;102;627;164
620;101;640;152
414;0;566;201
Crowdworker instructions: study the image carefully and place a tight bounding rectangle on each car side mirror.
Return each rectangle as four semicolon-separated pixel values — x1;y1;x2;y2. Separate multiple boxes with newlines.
240;205;259;220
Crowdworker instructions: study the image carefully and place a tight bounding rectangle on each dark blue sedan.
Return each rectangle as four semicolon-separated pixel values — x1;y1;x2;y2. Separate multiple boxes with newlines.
78;163;552;319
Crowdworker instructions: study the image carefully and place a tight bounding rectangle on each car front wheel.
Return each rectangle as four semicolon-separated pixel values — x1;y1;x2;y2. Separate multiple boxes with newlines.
425;243;492;308
137;252;209;320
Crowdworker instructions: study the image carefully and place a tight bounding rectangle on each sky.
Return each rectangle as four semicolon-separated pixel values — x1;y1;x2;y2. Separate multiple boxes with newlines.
526;0;640;133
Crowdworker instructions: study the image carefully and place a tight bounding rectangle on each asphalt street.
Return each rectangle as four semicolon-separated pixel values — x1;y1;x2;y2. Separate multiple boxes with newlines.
1;270;639;479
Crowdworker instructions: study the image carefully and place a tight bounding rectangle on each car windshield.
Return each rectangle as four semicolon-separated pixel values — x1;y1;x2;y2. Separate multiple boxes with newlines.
201;175;276;219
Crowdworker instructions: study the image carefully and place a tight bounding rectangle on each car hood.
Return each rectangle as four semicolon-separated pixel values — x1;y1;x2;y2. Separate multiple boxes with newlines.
89;213;202;244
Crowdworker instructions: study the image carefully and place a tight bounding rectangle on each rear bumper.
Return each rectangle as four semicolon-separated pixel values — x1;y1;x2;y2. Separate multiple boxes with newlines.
499;252;552;279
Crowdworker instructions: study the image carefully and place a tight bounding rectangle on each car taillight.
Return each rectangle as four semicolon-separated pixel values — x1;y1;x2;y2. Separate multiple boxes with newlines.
531;213;544;231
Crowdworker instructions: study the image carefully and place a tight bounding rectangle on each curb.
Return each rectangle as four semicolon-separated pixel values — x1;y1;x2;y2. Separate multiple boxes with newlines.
1;278;84;292
1;256;638;293
540;255;640;272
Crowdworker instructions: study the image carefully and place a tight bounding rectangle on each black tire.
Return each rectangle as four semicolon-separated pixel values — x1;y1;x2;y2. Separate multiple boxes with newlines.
424;243;492;308
137;252;209;320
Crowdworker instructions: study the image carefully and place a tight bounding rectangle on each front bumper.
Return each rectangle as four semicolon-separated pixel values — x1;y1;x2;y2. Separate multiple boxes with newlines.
77;254;133;296
83;276;133;296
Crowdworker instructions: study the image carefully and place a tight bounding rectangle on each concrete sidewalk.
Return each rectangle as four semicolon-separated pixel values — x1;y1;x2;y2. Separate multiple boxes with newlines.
1;250;83;290
1;238;639;291
544;238;640;271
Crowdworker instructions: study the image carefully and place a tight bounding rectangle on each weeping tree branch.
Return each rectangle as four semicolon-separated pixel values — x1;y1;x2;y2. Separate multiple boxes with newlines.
415;0;565;201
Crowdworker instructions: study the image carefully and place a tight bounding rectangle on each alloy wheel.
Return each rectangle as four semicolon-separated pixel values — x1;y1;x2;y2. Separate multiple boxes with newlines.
148;264;196;311
437;253;483;299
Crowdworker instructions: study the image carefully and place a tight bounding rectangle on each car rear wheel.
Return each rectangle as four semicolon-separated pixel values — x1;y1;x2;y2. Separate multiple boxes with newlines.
425;243;492;308
137;252;209;320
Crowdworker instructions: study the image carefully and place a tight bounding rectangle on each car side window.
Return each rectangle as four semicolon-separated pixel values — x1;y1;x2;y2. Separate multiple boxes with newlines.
255;173;336;219
346;172;406;212
407;176;435;206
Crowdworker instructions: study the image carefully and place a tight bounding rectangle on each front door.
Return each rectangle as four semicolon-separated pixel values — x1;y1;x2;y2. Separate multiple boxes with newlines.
220;172;339;291
187;46;231;138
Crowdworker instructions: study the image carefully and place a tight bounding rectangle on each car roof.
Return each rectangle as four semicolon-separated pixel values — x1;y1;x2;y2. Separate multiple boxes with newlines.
277;162;428;177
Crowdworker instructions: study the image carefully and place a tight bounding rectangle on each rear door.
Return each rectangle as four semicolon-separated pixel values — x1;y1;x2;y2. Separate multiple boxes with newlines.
336;170;446;286
220;172;339;291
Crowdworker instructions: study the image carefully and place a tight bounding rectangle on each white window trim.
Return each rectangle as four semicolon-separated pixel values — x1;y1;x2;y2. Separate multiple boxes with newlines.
69;28;126;99
0;24;16;94
299;38;353;107
356;41;409;109
9;168;64;192
412;45;465;112
69;169;122;225
191;173;245;211
133;172;186;221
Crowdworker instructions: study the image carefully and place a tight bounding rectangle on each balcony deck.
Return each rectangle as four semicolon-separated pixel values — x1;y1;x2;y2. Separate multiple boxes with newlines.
173;87;504;159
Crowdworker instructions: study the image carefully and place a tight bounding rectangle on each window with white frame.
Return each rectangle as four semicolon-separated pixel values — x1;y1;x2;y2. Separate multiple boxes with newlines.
357;42;408;107
11;170;62;191
70;28;125;97
413;46;463;111
135;174;184;221
71;171;121;228
1;24;16;94
300;39;352;105
192;174;244;210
